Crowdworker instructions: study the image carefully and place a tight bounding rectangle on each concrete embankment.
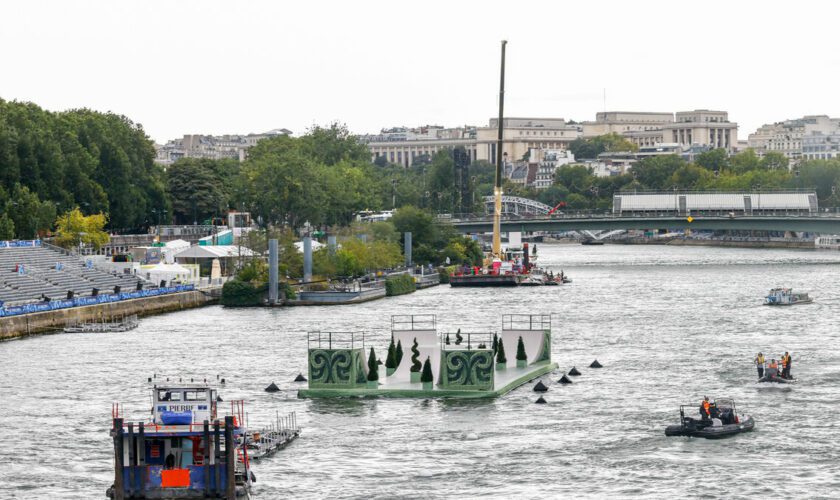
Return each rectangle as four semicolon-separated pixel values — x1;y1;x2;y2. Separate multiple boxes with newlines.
612;238;815;250
0;290;217;341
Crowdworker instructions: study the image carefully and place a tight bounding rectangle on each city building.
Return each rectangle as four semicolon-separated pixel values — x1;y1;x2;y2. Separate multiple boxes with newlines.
362;118;582;168
748;115;840;163
154;128;292;166
534;149;575;189
582;111;673;138
802;132;840;160
583;110;739;152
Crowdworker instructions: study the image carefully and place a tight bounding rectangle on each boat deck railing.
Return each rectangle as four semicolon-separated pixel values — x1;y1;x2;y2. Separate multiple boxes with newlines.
502;314;551;331
307;331;366;350
391;314;436;332
440;332;495;351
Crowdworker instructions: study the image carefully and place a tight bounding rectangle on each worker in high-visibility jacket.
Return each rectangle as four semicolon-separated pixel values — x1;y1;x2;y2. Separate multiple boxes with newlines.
700;396;712;420
781;352;792;379
755;352;765;379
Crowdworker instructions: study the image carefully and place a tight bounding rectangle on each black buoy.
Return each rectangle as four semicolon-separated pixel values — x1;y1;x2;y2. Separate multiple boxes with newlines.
535;396;547;404
294;373;307;382
568;367;581;376
216;395;223;402
590;360;603;368
533;381;549;392
147;377;152;383
558;374;572;384
221;378;226;384
264;382;280;393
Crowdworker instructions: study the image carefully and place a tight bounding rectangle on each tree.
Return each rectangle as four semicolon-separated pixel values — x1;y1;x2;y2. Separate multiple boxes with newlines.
516;336;527;362
420;356;434;384
4;184;56;238
492;333;498;354
496;338;507;364
396;339;404;367
410;337;421;372
696;148;730;173
761;152;789;170
445;332;451;345
630;155;687;190
385;338;397;371
0;213;14;240
167;158;238;224
455;328;463;345
367;347;379;382
54;208;109;250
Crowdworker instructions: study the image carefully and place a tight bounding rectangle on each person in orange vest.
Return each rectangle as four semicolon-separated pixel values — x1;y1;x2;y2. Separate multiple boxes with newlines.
781;352;792;379
767;358;779;379
700;396;711;420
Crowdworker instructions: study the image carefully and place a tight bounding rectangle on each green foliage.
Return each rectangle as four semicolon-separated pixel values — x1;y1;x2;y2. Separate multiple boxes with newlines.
385;273;416;296
54;208;109;250
496;338;507;364
3;184;56;238
568;133;638;160
0;99;167;234
410;337;421;372
220;279;265;307
167;158;239;224
385;338;397;369
445;332;450;345
492;333;498;354
396;339;404;367
420;356;434;383
455;328;463;345
0;213;14;240
516;336;527;361
367;347;379;381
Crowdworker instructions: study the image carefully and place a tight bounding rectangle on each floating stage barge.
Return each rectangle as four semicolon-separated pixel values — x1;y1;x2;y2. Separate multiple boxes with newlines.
298;314;558;399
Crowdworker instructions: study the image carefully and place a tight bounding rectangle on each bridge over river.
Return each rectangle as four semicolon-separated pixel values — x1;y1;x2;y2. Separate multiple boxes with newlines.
450;212;840;234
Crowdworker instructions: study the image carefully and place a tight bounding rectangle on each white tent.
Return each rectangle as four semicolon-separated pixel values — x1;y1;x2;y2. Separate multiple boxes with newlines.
162;239;191;264
142;263;195;285
294;240;325;253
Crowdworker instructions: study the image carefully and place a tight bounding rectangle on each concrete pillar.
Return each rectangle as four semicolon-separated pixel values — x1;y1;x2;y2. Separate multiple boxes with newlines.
327;235;337;256
268;239;278;304
303;236;312;283
404;232;412;268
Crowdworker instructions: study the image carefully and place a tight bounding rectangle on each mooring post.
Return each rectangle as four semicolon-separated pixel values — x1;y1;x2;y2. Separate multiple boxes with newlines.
112;418;125;500
404;232;412;268
224;416;235;499
268;239;278;304
303;235;313;283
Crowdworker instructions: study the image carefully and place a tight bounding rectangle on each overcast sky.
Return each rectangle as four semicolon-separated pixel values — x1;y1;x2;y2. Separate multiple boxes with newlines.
3;0;838;143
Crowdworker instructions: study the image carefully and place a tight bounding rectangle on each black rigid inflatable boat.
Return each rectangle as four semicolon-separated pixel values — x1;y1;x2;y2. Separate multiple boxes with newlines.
665;398;755;439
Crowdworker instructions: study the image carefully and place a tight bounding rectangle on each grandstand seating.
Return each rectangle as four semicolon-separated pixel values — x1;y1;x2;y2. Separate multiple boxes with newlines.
0;245;148;305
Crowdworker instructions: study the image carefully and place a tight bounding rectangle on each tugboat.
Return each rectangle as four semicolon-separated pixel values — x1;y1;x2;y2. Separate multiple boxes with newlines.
107;379;254;499
664;398;755;439
764;288;813;306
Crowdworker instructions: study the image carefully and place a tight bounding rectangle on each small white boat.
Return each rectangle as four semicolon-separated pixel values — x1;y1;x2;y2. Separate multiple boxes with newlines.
764;288;812;306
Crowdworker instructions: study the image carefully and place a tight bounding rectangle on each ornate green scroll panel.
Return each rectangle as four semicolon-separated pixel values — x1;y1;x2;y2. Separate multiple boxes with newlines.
440;350;494;391
308;348;367;388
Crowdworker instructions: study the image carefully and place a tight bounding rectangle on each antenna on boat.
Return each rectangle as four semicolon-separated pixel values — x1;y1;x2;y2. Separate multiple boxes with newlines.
492;40;507;260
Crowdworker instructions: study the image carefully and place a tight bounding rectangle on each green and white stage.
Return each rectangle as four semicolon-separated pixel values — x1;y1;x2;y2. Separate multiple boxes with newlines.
298;315;558;399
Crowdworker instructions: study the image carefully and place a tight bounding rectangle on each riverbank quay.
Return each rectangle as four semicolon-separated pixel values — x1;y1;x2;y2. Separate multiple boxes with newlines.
612;236;815;250
0;288;218;340
284;272;440;306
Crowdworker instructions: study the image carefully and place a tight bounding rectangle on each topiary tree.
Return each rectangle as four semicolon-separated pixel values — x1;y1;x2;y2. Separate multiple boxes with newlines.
496;338;507;364
421;356;433;383
396;339;404;367
385;338;397;370
367;347;379;381
492;333;498;354
445;332;450;345
516;336;527;361
410;337;421;372
455;328;463;345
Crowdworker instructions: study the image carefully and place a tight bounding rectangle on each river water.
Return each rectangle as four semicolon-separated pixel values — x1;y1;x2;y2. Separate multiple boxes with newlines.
1;244;839;499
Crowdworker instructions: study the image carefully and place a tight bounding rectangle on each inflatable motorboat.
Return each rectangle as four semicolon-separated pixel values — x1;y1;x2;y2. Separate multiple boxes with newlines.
758;373;795;384
665;398;755;439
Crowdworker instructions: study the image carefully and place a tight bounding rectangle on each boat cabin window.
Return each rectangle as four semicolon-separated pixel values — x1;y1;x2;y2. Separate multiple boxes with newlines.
158;390;182;402
185;390;207;401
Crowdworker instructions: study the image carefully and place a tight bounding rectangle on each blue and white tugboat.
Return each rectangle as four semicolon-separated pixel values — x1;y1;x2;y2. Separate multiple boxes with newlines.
107;378;254;499
764;288;813;306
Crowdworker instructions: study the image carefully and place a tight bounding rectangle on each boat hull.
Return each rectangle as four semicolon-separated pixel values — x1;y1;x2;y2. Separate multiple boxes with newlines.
449;275;522;287
665;416;755;439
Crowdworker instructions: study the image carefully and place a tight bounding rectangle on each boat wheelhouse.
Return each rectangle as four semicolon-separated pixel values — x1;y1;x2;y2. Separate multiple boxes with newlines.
107;380;253;499
764;288;813;306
